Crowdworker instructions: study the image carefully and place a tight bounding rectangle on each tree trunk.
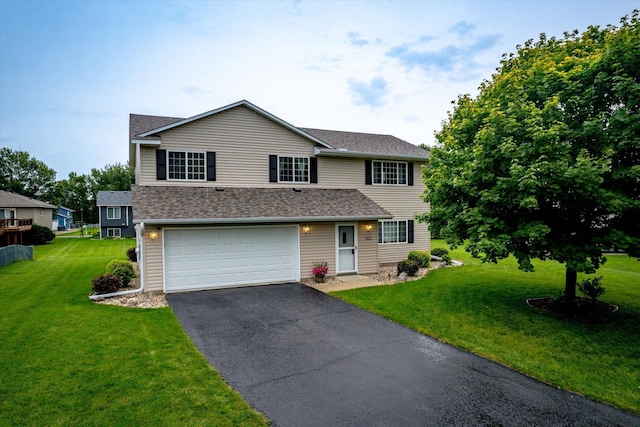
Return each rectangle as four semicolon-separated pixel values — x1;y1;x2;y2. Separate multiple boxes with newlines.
565;268;577;299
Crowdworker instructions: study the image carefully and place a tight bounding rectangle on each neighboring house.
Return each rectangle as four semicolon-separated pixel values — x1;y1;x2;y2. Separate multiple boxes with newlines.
130;100;430;293
53;206;75;231
0;190;55;247
96;191;135;238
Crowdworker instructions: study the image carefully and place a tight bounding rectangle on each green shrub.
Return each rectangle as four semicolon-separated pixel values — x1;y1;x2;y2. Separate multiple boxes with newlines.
106;260;135;287
407;250;430;268
397;259;419;276
24;224;55;245
578;276;606;301
92;274;121;294
431;247;451;265
126;247;137;262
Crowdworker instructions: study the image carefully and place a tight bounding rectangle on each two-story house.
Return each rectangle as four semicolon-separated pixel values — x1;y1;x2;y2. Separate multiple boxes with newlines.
53;206;74;231
96;191;135;238
130;100;430;293
0;190;55;247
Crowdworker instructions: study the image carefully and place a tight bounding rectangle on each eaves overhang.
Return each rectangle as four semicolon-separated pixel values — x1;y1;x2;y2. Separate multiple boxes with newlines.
314;147;429;162
133;214;392;225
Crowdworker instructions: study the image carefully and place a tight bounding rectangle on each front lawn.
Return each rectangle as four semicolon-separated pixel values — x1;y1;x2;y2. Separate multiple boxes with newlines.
334;241;640;414
0;238;267;426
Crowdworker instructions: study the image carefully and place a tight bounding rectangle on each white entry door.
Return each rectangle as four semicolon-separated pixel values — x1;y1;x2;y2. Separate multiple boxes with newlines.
336;224;357;274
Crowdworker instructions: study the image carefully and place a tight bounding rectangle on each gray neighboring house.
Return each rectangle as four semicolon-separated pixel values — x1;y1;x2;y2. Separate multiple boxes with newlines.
96;191;135;238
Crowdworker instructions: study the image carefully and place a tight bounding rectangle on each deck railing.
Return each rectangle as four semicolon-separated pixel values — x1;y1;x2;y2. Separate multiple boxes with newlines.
0;218;33;235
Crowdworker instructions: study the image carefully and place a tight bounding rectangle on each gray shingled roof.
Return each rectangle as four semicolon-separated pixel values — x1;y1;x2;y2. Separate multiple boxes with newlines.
132;186;392;223
129;101;429;160
0;190;56;209
96;191;132;206
300;128;429;159
130;114;182;138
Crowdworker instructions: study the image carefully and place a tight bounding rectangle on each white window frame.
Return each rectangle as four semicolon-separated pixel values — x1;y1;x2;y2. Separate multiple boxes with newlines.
107;228;121;238
372;161;408;185
378;220;408;244
168;150;206;181
278;155;309;183
107;206;121;220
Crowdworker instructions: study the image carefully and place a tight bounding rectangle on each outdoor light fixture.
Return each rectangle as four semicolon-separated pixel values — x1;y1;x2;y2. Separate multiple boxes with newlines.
148;228;160;240
302;225;310;234
365;224;373;232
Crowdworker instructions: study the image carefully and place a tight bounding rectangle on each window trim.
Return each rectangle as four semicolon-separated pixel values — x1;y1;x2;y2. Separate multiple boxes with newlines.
106;206;121;220
106;228;121;238
378;220;408;244
278;155;310;184
167;150;207;181
372;160;408;186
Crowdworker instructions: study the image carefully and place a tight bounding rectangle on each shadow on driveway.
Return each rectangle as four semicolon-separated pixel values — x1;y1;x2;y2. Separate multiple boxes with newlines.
168;283;639;426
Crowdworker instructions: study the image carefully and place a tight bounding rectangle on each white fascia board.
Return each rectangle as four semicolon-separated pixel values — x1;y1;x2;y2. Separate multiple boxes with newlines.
314;147;429;162
135;100;334;149
131;138;161;145
133;214;393;225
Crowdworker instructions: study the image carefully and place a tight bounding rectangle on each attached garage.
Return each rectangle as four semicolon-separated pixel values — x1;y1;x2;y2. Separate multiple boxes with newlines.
163;225;299;292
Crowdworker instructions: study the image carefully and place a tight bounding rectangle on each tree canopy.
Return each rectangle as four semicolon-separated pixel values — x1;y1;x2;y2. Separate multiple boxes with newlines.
0;148;57;199
421;11;640;297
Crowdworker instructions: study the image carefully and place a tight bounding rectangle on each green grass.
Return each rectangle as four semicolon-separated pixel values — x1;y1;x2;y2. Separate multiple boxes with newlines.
333;240;640;413
0;238;267;426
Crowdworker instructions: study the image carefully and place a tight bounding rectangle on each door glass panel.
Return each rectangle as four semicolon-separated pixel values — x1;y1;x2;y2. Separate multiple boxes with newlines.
338;226;354;248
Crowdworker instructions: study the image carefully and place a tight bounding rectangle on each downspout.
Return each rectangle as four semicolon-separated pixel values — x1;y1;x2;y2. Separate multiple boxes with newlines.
89;222;146;300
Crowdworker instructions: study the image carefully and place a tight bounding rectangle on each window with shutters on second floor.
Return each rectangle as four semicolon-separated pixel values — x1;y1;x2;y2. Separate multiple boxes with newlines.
168;151;206;180
279;156;309;183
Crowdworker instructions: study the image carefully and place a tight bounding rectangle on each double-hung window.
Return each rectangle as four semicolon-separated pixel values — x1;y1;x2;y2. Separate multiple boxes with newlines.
373;161;407;185
107;228;121;238
107;206;121;220
168;151;205;180
279;156;309;183
378;220;408;244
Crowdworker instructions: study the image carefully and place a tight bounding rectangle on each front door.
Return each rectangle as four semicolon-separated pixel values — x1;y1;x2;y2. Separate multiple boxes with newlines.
336;224;357;274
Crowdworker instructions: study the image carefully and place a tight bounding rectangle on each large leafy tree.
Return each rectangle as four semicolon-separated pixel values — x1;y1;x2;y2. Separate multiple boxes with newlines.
0;148;57;198
421;12;640;298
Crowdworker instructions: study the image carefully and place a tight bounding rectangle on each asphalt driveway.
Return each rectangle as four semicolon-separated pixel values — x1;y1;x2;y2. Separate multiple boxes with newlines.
168;283;639;426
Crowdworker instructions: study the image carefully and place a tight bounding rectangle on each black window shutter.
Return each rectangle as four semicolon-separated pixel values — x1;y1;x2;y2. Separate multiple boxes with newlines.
206;152;216;181
310;157;318;184
365;160;372;185
408;162;414;186
408;220;414;244
156;149;166;180
269;155;278;182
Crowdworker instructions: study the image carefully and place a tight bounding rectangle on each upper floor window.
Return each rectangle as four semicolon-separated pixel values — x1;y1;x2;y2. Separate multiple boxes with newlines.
279;156;309;183
373;161;407;185
378;220;407;244
107;207;121;220
168;151;205;180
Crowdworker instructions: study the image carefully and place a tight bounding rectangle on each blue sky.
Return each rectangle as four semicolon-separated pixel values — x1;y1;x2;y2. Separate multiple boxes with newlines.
0;0;636;179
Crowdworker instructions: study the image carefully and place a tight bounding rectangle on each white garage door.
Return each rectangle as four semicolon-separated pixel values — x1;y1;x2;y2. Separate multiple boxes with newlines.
164;226;299;292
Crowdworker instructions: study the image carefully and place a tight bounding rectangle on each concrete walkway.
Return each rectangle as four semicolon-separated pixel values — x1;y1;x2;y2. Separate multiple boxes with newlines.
168;284;639;426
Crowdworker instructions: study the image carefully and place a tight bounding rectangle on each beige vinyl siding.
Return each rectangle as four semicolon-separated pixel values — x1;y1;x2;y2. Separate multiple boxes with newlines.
299;222;335;279
357;221;379;274
139;106;317;187
17;208;54;229
142;232;164;292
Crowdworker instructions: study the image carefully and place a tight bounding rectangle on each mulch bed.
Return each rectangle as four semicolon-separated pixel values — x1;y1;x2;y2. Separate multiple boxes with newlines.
526;296;619;322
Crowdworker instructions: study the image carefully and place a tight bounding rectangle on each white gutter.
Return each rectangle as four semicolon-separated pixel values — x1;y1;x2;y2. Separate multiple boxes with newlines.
314;147;429;161
133;215;393;225
89;222;145;301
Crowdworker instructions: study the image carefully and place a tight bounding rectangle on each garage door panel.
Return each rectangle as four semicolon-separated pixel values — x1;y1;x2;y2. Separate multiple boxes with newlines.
164;226;299;292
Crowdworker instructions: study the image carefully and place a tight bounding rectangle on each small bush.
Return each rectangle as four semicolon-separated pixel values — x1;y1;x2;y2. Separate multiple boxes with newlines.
106;260;135;287
431;247;452;265
24;224;55;245
92;274;121;294
126;247;137;262
397;259;419;276
578;276;606;301
408;250;430;268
